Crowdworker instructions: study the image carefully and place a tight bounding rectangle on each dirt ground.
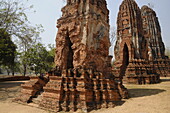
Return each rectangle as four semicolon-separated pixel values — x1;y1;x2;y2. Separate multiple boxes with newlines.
0;77;170;113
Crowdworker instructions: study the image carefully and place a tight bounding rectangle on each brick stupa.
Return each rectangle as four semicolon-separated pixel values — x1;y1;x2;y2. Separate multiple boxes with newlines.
141;5;170;77
113;0;170;84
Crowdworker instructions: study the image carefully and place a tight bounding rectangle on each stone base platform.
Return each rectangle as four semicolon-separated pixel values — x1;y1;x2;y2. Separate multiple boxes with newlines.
125;75;160;84
39;69;128;112
16;69;128;112
113;59;161;84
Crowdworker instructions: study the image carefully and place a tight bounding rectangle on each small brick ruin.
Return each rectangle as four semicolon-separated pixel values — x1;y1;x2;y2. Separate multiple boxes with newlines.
15;77;48;103
113;0;170;84
16;0;128;112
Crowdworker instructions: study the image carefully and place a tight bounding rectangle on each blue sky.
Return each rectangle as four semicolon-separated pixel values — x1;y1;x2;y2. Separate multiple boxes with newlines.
26;0;170;52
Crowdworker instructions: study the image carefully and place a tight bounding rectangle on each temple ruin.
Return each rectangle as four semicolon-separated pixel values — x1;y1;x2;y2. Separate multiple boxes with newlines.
16;0;128;112
15;0;170;112
113;0;170;84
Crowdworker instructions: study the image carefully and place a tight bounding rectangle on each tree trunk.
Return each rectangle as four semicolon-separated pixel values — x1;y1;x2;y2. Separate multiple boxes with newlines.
40;69;42;76
11;66;15;76
23;65;27;76
35;68;38;76
7;69;10;75
5;67;10;75
0;68;2;74
11;67;15;76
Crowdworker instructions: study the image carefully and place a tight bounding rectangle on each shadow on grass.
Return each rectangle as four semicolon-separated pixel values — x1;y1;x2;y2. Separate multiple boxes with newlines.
0;81;26;101
161;79;170;82
0;81;25;88
116;100;126;106
128;89;166;98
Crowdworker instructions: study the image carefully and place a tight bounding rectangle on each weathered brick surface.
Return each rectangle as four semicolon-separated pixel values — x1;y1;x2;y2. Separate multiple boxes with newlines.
39;69;127;112
141;6;170;77
15;77;48;103
113;0;170;84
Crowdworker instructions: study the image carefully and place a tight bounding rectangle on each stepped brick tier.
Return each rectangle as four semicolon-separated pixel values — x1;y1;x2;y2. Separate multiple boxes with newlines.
40;69;128;112
15;77;48;103
113;0;170;84
16;0;128;112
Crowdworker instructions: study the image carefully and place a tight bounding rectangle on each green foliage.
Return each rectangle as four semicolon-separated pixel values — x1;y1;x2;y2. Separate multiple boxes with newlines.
0;28;17;66
47;44;55;67
0;28;18;75
47;44;55;60
0;0;54;76
0;0;44;76
19;42;55;75
0;0;44;43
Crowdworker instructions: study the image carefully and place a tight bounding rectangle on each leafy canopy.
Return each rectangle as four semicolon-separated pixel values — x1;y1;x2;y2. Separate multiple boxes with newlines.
0;0;43;43
0;28;17;66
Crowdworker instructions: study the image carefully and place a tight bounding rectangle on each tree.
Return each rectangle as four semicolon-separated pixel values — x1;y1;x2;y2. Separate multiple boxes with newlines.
18;42;55;76
10;55;20;76
0;0;44;75
17;37;41;76
46;44;55;69
26;43;54;75
109;26;117;59
0;28;17;75
110;26;117;48
0;0;43;43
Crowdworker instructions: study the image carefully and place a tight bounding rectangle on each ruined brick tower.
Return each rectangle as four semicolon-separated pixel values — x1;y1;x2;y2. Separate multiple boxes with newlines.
114;0;147;61
141;5;165;60
16;0;128;112
113;0;170;84
55;0;110;74
141;6;170;77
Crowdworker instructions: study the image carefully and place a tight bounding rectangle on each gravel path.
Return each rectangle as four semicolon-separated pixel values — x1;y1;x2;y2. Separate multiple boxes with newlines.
0;77;170;113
